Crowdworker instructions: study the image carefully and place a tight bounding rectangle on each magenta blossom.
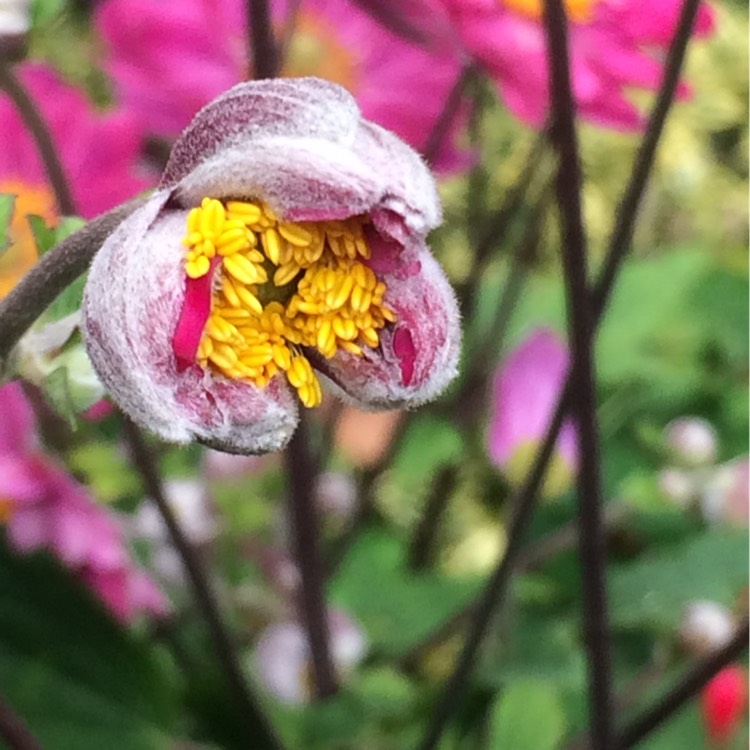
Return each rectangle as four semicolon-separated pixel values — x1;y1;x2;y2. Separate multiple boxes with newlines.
0;381;168;622
438;0;715;131
83;78;461;455
488;328;578;497
95;0;469;172
0;62;151;297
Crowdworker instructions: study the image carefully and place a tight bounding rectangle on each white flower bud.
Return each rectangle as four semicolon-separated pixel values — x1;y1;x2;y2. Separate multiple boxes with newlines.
664;417;718;467
679;600;736;656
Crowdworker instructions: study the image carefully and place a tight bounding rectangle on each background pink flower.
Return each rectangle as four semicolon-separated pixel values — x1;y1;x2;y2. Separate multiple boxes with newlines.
438;0;715;130
488;328;578;496
95;0;469;171
0;381;168;622
0;63;152;296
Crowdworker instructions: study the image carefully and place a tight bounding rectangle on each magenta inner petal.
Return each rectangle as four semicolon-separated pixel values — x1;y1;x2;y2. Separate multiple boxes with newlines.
172;258;220;371
393;327;416;386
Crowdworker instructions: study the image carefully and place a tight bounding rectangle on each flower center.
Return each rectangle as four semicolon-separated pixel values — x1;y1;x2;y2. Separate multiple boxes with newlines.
0;498;14;523
0;180;57;298
175;198;396;409
500;0;597;23
280;11;359;93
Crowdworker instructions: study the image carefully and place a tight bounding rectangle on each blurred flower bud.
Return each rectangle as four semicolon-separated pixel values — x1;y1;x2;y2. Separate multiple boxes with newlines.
701;666;747;747
16;312;106;417
488;328;578;499
0;0;30;61
658;467;700;509
679;601;736;657
702;458;749;527
664;417;718;467
253;610;367;703
314;471;357;523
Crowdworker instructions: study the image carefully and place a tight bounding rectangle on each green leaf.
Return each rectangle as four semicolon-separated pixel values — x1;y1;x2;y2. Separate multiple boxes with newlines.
488;679;566;750
609;529;748;632
0;537;177;750
44;273;86;322
27;214;58;256
331;530;480;657
43;365;77;427
0;193;16;256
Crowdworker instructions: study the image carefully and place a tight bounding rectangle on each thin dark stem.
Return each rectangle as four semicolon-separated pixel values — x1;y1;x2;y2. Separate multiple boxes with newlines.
407;464;459;571
616;618;749;749
0;694;42;750
544;1;613;747
417;399;567;750
284;414;338;699
121;420;283;750
247;0;279;79
417;1;701;739
423;65;474;165
592;0;703;317
0;198;145;370
0;64;76;215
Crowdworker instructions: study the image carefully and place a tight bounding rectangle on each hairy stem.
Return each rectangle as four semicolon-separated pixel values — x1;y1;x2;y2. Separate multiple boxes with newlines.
122;420;284;749
0;197;145;371
284;414;338;699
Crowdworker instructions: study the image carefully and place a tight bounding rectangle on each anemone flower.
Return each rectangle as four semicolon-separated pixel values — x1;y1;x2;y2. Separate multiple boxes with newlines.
0;63;151;297
438;0;715;130
0;381;168;621
94;0;469;172
488;328;578;498
83;78;461;455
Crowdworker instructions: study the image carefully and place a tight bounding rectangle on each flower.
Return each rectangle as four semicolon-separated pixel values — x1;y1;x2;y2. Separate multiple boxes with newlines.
0;381;168;621
437;0;715;131
94;0;468;172
488;328;578;497
83;78;461;455
702;457;749;527
679;600;737;657
0;62;151;296
701;666;747;747
253;609;367;703
664;416;718;467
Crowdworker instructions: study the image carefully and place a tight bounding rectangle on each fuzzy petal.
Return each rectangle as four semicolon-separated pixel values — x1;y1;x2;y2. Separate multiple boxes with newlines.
83;191;299;454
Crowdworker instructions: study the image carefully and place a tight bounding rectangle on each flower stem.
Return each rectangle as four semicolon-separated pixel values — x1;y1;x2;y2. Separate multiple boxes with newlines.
0;693;42;750
422;64;475;166
247;0;279;78
0;64;76;215
122;419;284;749
284;414;338;699
615;618;749;749
543;2;613;746
0;197;145;372
417;0;704;745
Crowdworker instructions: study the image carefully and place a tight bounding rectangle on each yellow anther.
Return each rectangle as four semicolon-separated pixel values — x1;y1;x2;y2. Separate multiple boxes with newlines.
361;328;380;348
262;227;283;265
234;285;264;315
223;253;266;285
341;341;363;356
205;316;239;343
327;276;354;310
274;262;301;287
278;222;313;247
226;200;263;223
197;338;213;359
199;198;225;238
221;277;242;308
209;343;239;369
186;256;211;278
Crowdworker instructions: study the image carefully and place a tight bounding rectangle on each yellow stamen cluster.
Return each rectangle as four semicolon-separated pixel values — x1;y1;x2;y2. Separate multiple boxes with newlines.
182;197;397;408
